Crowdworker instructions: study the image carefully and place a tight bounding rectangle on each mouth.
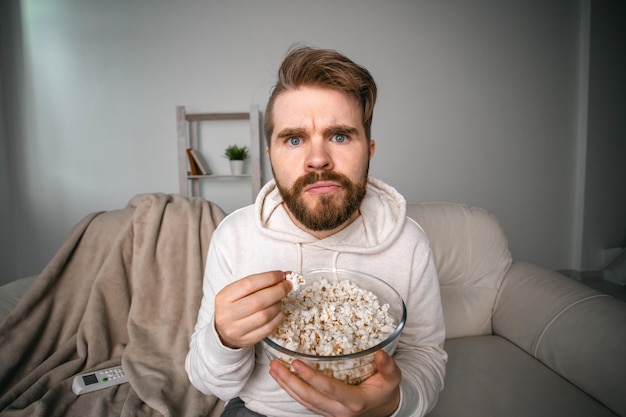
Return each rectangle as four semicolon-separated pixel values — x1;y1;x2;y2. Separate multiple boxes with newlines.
303;181;342;195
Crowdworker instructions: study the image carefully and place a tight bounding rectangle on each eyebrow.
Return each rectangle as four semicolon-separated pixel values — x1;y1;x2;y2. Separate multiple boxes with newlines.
275;127;307;140
323;124;359;137
274;124;359;140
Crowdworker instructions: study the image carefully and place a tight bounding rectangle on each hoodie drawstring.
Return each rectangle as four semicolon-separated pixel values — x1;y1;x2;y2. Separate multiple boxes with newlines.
296;242;303;273
331;251;340;270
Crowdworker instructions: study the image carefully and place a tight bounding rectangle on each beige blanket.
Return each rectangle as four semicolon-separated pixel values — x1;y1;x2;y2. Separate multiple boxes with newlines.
0;193;226;417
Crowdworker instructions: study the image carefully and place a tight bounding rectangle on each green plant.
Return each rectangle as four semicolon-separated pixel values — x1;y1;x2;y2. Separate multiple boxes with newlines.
224;144;249;160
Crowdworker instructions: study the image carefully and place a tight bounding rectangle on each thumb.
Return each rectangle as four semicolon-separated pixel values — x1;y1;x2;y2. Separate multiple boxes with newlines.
375;350;402;383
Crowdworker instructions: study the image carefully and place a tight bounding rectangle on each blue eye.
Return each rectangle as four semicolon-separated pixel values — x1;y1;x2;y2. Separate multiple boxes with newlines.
332;134;347;143
288;137;303;146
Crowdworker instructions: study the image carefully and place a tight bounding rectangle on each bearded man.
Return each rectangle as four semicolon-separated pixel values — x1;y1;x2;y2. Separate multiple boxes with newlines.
186;46;447;417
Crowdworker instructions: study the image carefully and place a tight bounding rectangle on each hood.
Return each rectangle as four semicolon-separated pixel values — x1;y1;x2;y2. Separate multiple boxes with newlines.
254;177;407;255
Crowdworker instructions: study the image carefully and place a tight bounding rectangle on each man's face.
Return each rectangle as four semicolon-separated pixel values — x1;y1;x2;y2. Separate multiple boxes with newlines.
267;86;375;236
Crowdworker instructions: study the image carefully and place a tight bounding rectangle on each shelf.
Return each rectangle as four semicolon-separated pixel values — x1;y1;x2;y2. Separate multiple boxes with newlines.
187;174;252;179
176;105;262;202
185;113;250;122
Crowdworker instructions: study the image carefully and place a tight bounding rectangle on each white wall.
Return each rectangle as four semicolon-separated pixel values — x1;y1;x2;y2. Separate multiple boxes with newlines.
3;0;620;284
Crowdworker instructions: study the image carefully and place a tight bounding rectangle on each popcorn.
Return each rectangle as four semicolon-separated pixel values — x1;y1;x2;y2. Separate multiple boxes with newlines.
265;273;402;384
285;272;305;292
270;277;396;356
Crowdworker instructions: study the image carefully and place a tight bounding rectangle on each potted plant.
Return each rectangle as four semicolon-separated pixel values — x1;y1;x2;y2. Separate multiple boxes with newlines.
224;144;249;175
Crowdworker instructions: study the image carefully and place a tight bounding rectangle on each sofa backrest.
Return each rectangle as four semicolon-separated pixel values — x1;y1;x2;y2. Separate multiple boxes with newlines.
406;202;512;339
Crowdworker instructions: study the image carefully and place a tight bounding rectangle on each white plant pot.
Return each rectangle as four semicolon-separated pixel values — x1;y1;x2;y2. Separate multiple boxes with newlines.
229;160;244;175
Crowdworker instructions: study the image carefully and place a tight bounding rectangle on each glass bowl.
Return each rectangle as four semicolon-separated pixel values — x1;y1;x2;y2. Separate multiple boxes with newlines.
262;269;407;385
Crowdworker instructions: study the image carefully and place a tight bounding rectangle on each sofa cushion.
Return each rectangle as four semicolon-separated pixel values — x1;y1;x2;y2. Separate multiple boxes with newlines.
406;202;512;338
427;335;617;417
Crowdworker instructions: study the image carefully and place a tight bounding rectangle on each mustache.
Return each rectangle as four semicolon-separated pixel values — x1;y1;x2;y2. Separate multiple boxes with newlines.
294;171;352;189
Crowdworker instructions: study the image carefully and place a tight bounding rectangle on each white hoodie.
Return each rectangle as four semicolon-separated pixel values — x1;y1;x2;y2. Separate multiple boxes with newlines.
186;177;447;417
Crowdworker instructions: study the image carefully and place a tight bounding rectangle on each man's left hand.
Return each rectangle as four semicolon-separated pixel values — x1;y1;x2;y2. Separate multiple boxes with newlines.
269;350;402;417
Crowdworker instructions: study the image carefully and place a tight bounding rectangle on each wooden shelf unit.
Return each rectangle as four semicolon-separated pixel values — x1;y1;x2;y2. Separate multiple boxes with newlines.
176;105;262;201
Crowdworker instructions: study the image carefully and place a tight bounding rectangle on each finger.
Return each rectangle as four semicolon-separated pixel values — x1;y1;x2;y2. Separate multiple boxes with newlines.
216;286;288;347
291;360;346;397
229;304;286;345
217;273;291;324
220;270;288;302
269;361;341;417
234;282;289;316
288;360;350;415
268;360;305;401
373;350;402;385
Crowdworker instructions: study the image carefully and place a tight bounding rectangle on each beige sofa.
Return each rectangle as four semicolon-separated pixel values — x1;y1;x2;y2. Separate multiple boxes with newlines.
1;200;625;417
407;203;626;417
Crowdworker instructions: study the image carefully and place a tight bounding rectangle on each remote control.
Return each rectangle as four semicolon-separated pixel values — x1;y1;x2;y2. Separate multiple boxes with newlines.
72;365;128;395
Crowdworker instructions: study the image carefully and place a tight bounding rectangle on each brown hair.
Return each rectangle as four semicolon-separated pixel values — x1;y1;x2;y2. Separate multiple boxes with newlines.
264;46;377;145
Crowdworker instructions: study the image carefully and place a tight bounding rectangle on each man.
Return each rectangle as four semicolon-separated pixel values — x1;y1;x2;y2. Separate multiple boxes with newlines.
186;46;446;417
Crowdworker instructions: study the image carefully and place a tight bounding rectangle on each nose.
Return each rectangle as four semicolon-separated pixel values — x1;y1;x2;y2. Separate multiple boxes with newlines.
305;138;333;171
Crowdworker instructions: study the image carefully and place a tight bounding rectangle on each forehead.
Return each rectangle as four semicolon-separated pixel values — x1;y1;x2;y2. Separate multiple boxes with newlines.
272;86;363;134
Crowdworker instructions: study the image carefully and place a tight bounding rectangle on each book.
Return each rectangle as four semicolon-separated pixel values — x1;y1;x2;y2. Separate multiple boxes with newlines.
189;149;212;175
186;149;201;175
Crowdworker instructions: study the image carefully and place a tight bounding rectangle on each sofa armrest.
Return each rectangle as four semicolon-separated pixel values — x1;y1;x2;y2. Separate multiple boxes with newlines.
493;261;626;416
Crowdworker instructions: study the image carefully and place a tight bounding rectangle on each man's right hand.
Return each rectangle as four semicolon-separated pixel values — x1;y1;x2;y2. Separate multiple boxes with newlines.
214;270;292;349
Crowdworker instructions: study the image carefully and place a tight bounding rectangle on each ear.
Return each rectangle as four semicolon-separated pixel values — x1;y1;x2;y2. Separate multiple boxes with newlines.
369;139;376;160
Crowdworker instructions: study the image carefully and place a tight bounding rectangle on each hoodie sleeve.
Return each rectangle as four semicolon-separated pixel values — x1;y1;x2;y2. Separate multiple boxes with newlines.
185;226;255;400
393;243;448;417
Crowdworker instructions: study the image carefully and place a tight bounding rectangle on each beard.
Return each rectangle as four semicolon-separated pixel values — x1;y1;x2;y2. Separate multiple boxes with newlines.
275;170;368;232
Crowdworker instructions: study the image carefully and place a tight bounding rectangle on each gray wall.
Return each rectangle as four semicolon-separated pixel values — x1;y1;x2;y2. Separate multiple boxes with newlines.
581;0;626;270
1;0;624;285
